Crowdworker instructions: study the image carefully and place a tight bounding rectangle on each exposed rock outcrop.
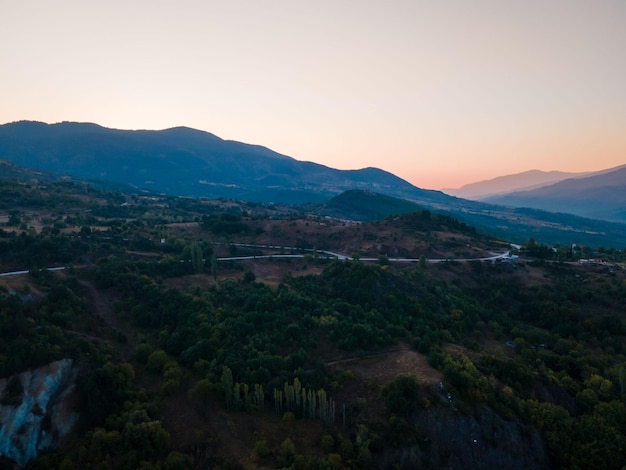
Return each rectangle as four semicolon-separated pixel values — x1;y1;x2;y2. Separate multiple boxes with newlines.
376;404;551;469
0;359;79;467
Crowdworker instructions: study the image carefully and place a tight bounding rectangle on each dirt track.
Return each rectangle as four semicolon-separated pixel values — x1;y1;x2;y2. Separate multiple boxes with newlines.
79;278;134;359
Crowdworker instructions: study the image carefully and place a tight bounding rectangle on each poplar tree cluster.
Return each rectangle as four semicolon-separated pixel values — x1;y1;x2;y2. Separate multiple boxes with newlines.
273;378;336;423
221;366;265;411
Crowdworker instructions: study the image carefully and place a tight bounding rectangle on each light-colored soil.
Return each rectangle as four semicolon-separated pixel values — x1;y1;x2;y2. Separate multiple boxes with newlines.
328;344;442;386
0;273;45;297
77;277;136;359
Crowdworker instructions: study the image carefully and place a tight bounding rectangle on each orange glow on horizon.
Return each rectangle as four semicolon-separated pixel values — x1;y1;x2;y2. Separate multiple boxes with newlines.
2;1;625;191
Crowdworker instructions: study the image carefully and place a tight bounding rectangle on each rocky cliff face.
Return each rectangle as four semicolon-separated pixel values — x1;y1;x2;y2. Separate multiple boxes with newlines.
0;359;79;467
376;404;551;469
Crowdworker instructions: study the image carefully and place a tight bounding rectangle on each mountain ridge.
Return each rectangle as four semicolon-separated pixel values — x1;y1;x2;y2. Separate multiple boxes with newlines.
2;120;625;247
0;120;449;206
484;165;626;223
442;169;590;200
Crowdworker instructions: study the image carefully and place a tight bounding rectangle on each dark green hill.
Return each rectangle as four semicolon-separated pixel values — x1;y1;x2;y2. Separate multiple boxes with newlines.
315;190;424;221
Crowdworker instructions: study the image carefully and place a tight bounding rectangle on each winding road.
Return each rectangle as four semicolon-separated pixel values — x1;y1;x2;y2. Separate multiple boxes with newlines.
0;245;515;278
0;266;67;277
216;242;513;263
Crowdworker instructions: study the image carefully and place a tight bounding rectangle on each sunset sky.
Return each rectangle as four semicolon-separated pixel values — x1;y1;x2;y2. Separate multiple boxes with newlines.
2;0;625;190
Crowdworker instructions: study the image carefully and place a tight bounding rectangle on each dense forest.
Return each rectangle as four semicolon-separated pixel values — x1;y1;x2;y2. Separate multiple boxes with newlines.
1;175;625;469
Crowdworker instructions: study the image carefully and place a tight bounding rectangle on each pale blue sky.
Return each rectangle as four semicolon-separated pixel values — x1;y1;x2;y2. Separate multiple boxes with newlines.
2;0;625;189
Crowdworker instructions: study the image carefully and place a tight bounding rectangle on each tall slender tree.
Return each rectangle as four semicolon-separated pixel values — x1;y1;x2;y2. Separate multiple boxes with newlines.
191;242;204;273
221;366;234;408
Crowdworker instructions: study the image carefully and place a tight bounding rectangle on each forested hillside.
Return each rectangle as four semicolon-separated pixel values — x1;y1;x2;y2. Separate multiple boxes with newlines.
1;174;625;469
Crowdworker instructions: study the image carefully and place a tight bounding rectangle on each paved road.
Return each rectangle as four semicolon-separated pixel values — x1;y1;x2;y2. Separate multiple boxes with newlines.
0;266;66;277
217;243;512;264
0;247;513;278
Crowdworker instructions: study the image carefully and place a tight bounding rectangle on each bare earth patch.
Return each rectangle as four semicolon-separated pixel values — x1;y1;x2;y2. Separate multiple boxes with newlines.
0;273;46;297
328;346;442;386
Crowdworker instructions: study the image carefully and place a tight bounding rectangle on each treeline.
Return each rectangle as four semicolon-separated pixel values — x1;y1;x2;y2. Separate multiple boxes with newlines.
396;210;478;237
272;378;337;423
0;276;94;377
0;231;88;268
93;256;490;393
201;213;252;235
450;260;626;468
91;252;625;468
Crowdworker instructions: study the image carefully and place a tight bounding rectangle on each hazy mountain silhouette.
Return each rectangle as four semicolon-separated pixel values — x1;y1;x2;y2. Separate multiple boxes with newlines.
484;165;626;223
442;170;589;200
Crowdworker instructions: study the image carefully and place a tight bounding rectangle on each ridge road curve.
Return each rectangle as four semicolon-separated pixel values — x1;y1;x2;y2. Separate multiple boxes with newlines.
216;243;511;263
0;247;514;277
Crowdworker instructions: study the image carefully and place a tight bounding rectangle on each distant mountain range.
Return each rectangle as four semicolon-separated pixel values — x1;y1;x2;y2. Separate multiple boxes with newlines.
1;120;625;247
444;166;626;224
442;170;589;200
483;165;626;223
